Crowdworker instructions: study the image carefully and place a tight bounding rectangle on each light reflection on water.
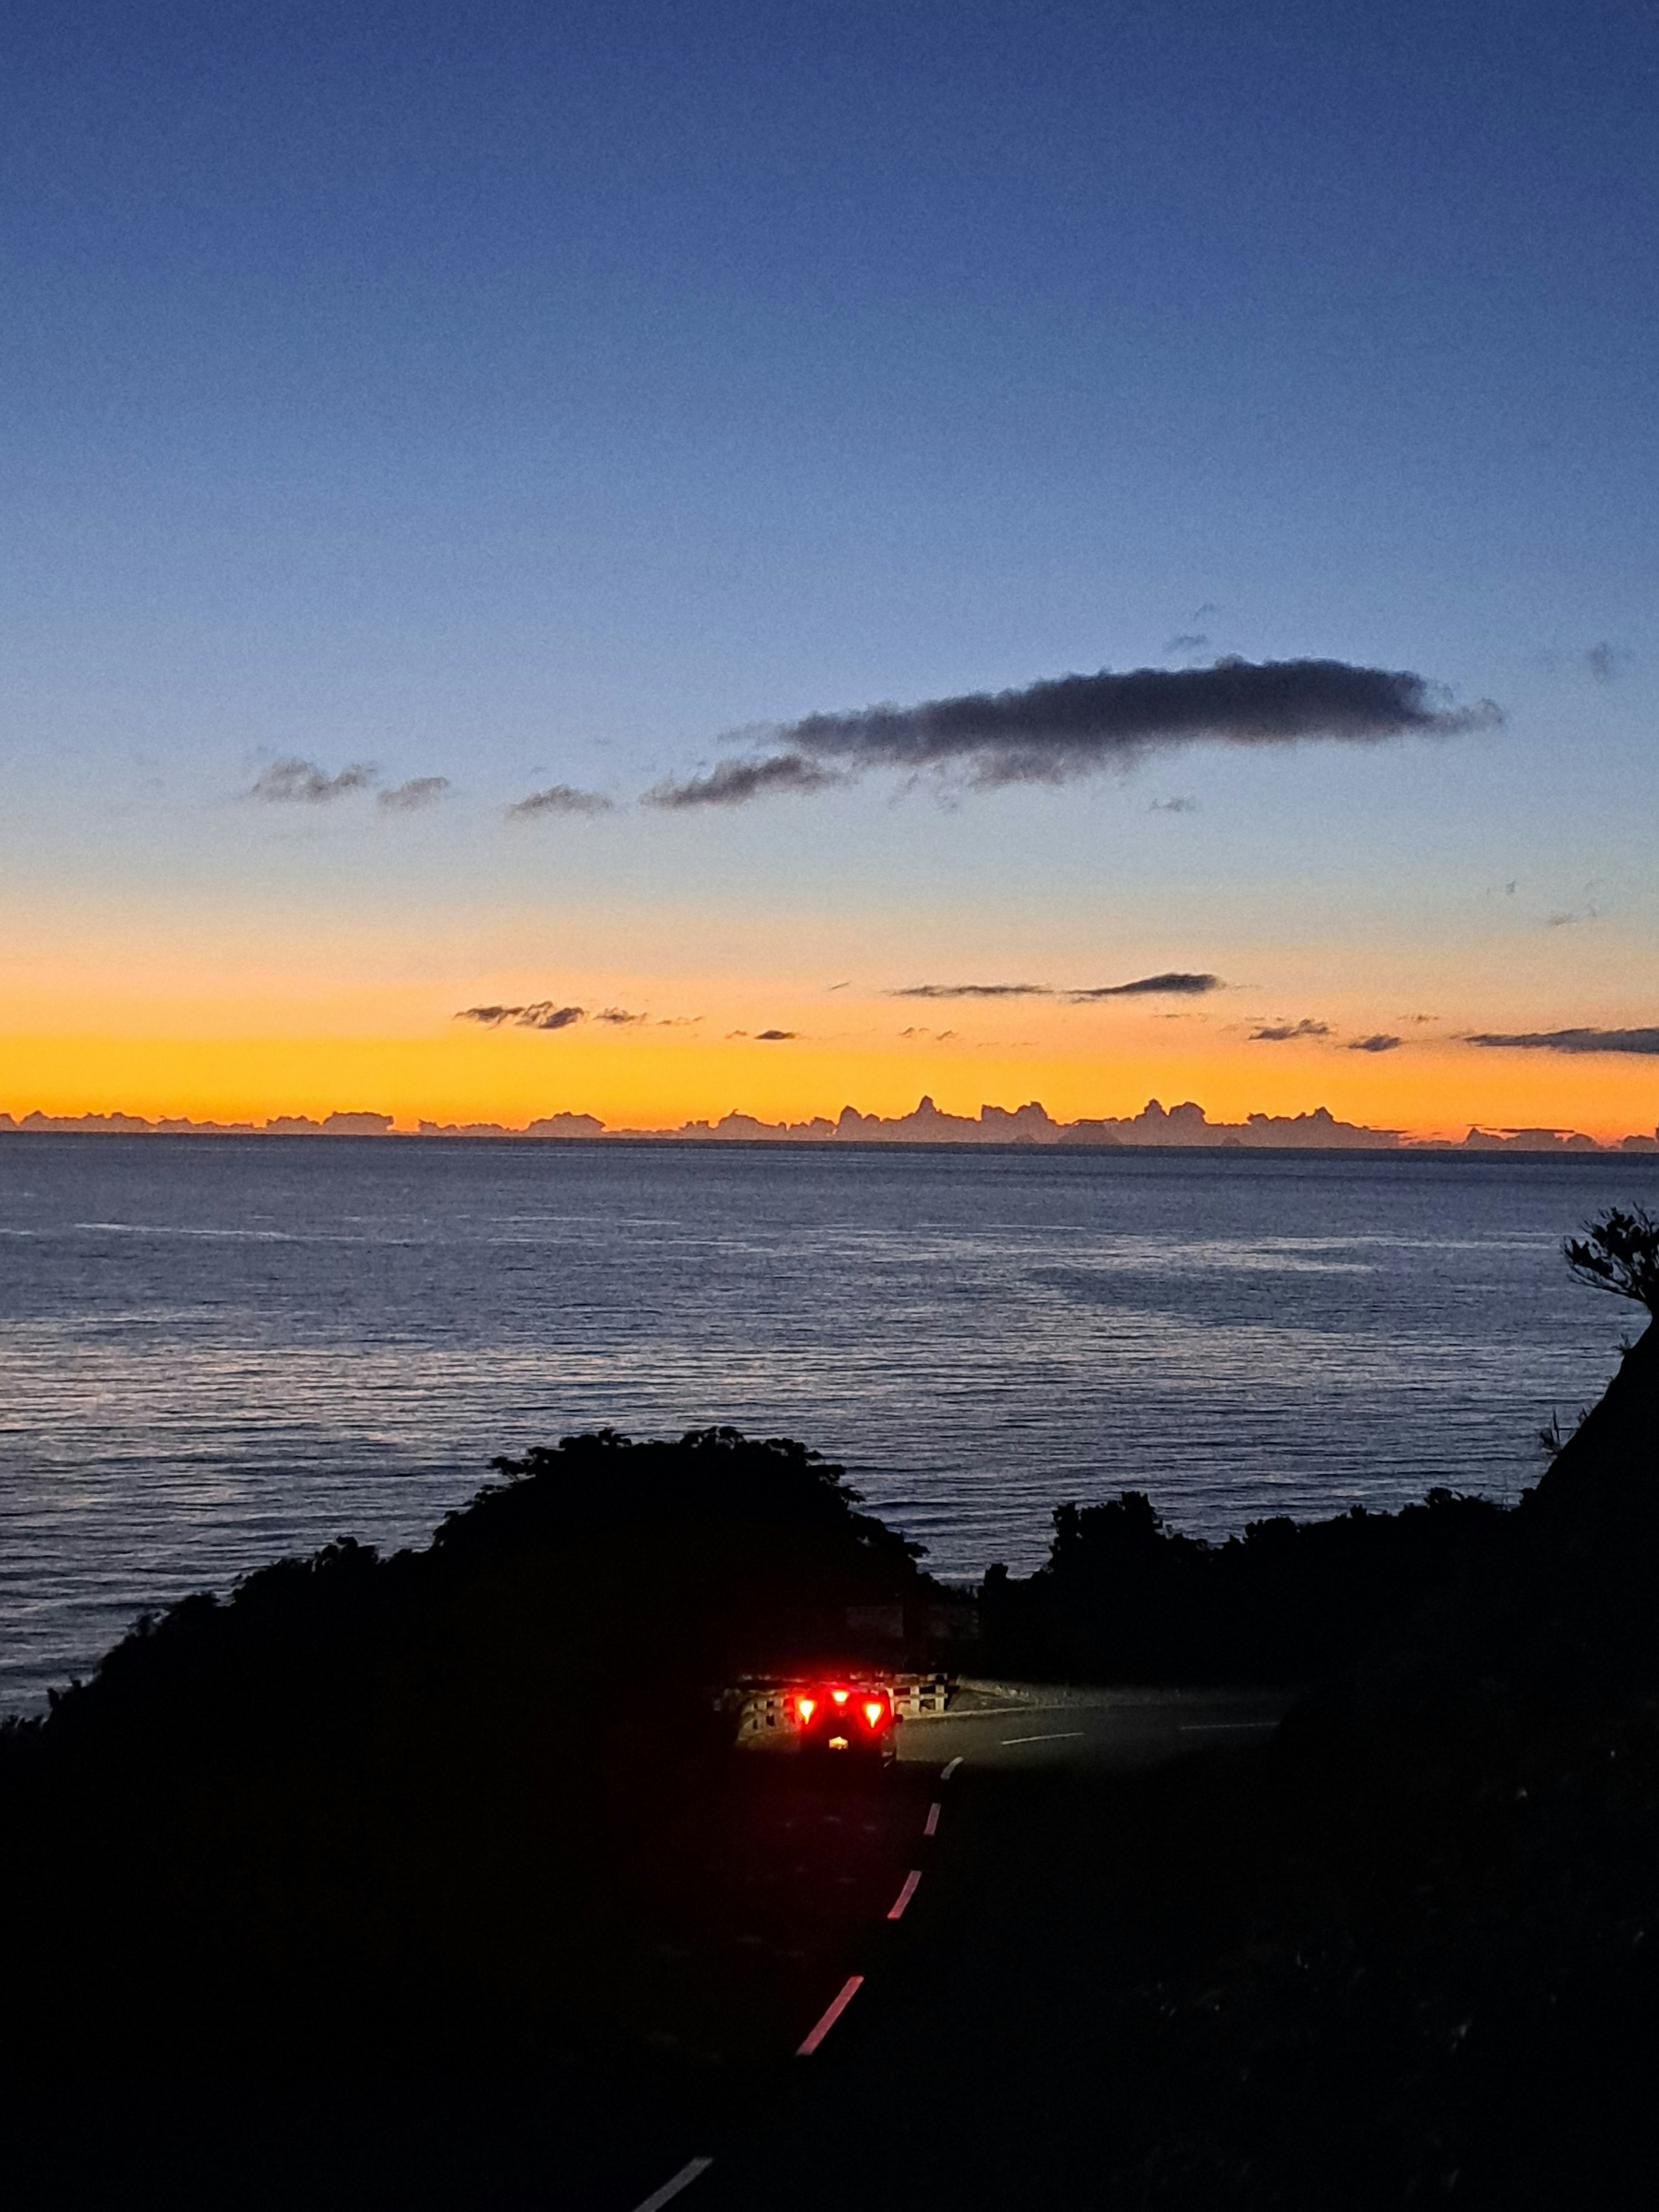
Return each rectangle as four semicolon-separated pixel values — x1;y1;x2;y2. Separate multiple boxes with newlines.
2;1135;1654;1713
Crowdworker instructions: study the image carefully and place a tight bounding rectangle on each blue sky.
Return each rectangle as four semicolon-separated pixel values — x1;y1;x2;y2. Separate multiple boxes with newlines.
3;0;1656;1132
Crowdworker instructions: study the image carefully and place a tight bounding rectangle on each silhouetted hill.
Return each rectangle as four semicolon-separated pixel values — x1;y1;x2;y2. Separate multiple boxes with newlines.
0;1430;929;2136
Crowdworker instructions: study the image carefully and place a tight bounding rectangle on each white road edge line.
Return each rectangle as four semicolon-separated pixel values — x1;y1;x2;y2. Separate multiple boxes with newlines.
940;1756;963;1781
887;1869;923;1921
629;2155;715;2212
998;1730;1086;1746
797;1974;865;2056
924;1802;941;1836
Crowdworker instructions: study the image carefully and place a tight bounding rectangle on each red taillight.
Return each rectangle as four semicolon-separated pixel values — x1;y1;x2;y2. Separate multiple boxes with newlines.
796;1695;816;1724
863;1700;885;1729
831;1688;849;1706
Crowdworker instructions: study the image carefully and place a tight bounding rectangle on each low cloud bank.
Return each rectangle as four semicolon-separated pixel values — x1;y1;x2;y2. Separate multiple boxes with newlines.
654;658;1500;804
1251;1019;1331;1042
8;1097;1654;1151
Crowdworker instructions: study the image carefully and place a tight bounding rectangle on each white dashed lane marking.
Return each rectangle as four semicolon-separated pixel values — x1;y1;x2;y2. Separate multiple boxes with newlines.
940;1756;963;1780
887;1870;923;1921
998;1730;1085;1747
797;1975;864;2056
923;1802;941;1837
630;2155;714;2212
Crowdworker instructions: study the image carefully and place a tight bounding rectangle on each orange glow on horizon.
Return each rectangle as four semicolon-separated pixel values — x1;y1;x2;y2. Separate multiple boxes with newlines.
0;1026;1653;1145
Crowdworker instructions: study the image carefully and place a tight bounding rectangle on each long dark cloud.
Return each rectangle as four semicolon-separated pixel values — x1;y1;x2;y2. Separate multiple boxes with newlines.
1068;972;1221;999
506;783;613;820
890;972;1220;1001
668;658;1500;803
644;754;842;808
1251;1019;1331;1042
454;1002;585;1032
1467;1027;1659;1056
249;757;376;803
1348;1033;1402;1053
890;982;1052;1000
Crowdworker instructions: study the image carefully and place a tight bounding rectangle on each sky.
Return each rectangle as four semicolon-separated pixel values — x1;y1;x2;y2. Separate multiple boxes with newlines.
3;0;1656;1138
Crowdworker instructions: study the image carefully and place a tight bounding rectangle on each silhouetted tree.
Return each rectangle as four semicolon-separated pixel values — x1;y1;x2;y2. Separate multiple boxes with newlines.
1564;1204;1659;1316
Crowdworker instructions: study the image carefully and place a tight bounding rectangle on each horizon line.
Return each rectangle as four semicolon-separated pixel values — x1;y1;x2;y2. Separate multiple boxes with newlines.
3;1095;1656;1156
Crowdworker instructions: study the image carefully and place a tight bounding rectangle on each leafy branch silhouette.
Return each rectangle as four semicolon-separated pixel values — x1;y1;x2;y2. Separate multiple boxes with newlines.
1563;1205;1659;1316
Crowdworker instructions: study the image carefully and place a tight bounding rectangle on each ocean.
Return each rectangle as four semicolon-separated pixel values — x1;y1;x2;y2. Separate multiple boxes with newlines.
3;1134;1655;1713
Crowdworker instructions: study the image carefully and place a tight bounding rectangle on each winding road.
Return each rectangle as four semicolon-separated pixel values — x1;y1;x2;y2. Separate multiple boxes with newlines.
611;1682;1292;2212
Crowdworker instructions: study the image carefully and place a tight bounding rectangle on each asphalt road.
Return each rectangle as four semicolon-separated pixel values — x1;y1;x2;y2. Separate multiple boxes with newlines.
611;1681;1294;2212
896;1680;1291;1774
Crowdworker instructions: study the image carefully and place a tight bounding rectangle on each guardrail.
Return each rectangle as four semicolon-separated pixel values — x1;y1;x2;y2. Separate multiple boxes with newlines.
731;1672;954;1739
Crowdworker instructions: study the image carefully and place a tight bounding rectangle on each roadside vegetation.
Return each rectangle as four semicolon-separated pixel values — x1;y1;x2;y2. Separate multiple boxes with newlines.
981;1483;1506;1682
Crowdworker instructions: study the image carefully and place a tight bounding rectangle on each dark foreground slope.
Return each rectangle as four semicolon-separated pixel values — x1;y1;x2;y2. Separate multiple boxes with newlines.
1076;1321;1659;2208
0;1429;931;2207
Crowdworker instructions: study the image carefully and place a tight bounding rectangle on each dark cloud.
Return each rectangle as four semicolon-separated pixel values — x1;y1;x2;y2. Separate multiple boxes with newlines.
249;757;376;803
890;982;1052;1000
1163;634;1210;655
1585;642;1629;683
1348;1033;1402;1053
593;1007;646;1026
755;1029;798;1041
454;1002;586;1032
1250;1019;1332;1042
1467;1027;1659;1056
1150;796;1199;813
506;783;613;820
1068;972;1222;999
890;972;1221;1002
378;776;450;813
644;754;842;808
687;658;1500;798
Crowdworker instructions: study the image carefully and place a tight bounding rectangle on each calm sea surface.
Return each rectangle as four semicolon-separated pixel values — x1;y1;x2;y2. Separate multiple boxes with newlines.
3;1134;1656;1713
